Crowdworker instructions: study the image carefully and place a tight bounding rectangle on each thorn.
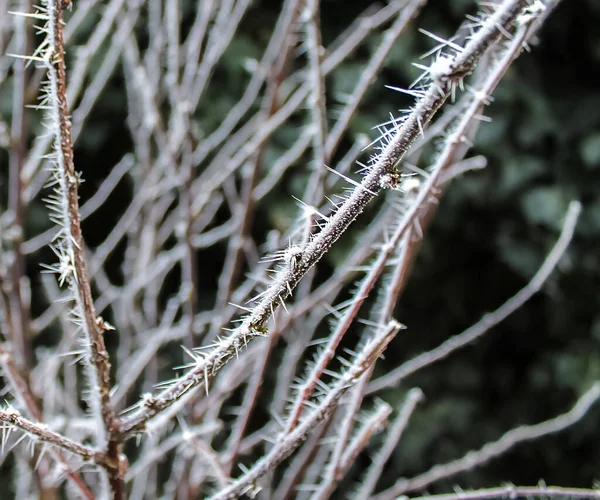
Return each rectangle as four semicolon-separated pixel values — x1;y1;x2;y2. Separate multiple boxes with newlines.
7;10;50;20
418;29;464;55
324;166;376;195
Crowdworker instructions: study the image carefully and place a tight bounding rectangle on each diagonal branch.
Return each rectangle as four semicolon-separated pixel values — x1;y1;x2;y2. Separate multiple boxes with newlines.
209;320;403;500
373;383;600;500
0;407;106;465
368;200;582;394
119;0;531;439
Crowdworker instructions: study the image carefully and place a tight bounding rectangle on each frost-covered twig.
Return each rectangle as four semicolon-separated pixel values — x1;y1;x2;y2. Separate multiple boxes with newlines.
284;212;410;432
0;407;105;464
373;382;600;500
7;0;30;373
42;0;116;440
368;200;582;394
209;320;403;500
28;0;123;495
0;344;96;499
354;388;424;499
120;0;530;438
411;485;600;500
312;401;392;500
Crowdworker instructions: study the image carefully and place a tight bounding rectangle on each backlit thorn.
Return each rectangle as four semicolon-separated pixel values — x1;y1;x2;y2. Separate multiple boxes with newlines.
343;346;358;358
332;298;355;313
6;53;46;66
418;29;465;55
355;161;376;176
8;10;50;20
227;302;253;313
365;116;406;152
375;114;406;130
246;288;269;304
292;196;330;223
416;116;424;138
324;195;343;211
365;120;401;150
193;342;221;352
262;243;303;270
467;85;493;106
332;193;350;205
465;13;487;31
473;113;492;123
315;378;330;393
336;356;353;369
356;318;382;329
322;303;342;319
270;303;276;327
34;444;48;470
386;85;427;99
494;21;513;40
278;295;289;314
203;367;209;396
324;166;376;195
33;24;50;36
181;345;200;363
29;41;51;65
419;40;451;62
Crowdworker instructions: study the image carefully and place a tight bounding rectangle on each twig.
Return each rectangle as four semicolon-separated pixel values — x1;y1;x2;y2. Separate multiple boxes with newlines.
40;0;122;495
368;200;582;394
410;485;600;500
0;407;105;464
7;0;31;372
120;0;529;438
373;383;600;500
0;344;96;499
355;388;424;499
312;401;392;500
209;320;403;500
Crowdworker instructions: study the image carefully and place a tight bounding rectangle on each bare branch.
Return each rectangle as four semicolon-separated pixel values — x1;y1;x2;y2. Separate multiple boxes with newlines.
120;0;530;438
373;383;600;500
0;407;105;464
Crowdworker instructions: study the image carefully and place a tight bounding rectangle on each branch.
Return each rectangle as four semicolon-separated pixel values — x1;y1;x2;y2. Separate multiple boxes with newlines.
354;388;424;499
312;402;392;500
410;485;600;500
120;0;531;438
208;320;403;500
42;0;116;441
0;407;105;465
34;0;123;496
0;344;96;499
373;383;600;500
367;200;582;394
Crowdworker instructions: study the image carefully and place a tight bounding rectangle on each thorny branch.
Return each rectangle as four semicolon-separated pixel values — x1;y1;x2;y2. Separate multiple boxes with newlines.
119;0;532;438
0;0;593;499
